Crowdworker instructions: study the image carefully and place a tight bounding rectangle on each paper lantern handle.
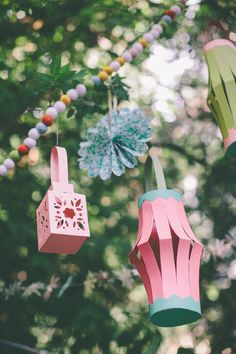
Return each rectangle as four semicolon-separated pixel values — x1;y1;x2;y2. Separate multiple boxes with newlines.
145;155;167;192
50;146;74;192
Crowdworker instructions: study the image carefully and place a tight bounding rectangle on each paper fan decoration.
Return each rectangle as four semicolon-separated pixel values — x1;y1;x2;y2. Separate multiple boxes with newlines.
78;108;152;180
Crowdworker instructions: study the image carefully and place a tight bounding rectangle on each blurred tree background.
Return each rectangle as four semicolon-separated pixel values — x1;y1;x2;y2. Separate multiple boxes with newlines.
0;0;236;353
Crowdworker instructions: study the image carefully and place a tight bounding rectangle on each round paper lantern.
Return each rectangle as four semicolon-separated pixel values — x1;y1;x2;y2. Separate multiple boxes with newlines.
129;155;203;327
204;39;236;157
36;146;90;254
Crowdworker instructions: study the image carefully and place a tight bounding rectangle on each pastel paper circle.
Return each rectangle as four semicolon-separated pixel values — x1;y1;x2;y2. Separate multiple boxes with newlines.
67;89;78;101
36;122;48;134
92;76;101;86
123;52;132;63
28;128;40;140
143;32;154;42
133;43;143;53
4;158;15;170
129;47;139;59
171;5;181;14
76;84;87;96
110;61;120;71
150;30;160;39
45;107;58;120
152;24;163;34
162;15;172;23
24;137;37;148
0;165;8;176
54;101;66;113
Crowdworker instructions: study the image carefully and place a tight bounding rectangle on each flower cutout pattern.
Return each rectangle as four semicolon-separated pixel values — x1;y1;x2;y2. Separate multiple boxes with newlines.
78;108;152;180
54;196;85;231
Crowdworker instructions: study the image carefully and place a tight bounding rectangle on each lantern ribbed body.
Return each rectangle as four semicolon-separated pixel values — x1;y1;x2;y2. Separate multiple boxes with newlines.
129;189;203;327
204;39;236;157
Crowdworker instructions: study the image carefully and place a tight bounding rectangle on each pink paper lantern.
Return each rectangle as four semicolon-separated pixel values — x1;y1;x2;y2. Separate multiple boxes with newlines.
129;155;203;327
37;146;90;254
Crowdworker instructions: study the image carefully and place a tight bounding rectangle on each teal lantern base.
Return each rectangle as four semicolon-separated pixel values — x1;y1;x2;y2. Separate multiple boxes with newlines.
149;295;201;327
226;142;236;159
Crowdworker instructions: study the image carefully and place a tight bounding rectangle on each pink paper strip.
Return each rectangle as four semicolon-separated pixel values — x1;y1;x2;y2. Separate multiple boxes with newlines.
204;39;236;53
152;198;177;298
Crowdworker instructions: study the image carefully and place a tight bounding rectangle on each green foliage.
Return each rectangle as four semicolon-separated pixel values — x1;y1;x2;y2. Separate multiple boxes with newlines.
34;55;87;100
177;349;194;354
0;1;236;354
109;75;130;102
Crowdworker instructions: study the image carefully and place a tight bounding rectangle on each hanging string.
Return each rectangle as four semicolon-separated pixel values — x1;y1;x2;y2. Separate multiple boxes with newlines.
145;152;167;192
56;117;59;146
108;87;113;130
113;95;118;112
0;339;58;354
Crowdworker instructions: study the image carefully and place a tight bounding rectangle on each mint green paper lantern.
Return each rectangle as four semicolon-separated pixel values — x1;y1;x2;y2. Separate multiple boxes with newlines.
204;39;236;158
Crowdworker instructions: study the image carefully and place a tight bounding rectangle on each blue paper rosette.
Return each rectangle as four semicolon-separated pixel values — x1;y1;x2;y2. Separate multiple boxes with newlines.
78;108;152;180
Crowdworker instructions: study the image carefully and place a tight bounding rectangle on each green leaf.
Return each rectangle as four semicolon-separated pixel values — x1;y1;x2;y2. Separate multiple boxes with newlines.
35;72;52;82
109;74;130;102
57;70;77;82
50;55;61;76
66;107;76;119
110;74;129;101
59;63;70;75
72;70;88;80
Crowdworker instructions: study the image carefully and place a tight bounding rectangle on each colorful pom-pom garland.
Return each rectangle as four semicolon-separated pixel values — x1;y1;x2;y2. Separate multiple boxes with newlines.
0;0;187;178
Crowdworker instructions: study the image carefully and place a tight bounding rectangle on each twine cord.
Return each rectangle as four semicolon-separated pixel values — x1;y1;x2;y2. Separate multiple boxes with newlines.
108;87;113;128
56;117;59;146
145;155;167;191
0;339;58;354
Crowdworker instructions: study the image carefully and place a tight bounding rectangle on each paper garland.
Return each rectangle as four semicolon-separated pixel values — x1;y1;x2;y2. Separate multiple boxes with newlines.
0;0;187;178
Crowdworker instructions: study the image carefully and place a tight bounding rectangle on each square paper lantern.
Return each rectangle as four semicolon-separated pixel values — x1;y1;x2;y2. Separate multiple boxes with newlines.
204;39;236;157
129;155;203;327
37;146;90;254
